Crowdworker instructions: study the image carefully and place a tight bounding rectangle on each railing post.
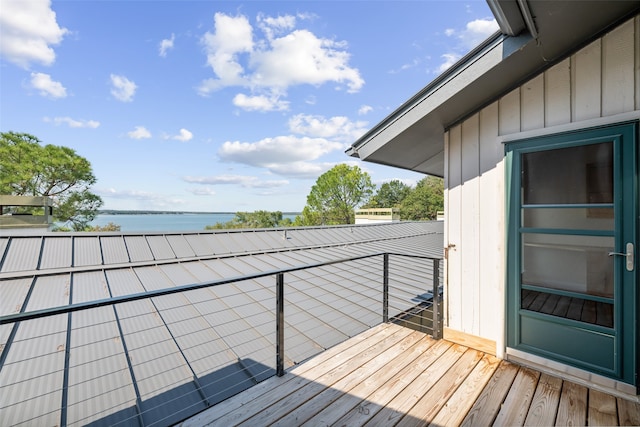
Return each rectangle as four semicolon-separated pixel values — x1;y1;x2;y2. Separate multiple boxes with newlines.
276;272;285;376
432;259;441;339
383;253;389;323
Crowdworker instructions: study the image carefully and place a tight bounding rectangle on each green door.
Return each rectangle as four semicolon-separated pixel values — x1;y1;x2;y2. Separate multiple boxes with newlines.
506;123;637;386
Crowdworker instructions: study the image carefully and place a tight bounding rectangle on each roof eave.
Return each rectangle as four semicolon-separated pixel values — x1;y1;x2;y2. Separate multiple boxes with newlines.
349;1;640;177
348;31;531;176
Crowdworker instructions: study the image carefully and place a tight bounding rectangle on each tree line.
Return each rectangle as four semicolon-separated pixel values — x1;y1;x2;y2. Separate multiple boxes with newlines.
209;164;443;229
1;132;443;231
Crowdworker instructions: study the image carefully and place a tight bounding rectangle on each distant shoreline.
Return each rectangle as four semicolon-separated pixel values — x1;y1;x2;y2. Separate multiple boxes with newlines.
98;210;302;216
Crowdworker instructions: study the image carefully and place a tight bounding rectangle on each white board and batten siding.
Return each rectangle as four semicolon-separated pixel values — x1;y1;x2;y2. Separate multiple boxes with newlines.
444;16;640;355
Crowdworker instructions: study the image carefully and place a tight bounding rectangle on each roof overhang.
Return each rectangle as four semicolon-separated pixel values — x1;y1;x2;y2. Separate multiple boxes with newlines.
347;1;640;177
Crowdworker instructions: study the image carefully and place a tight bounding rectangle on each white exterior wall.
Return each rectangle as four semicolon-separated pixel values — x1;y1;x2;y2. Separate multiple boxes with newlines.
444;16;640;354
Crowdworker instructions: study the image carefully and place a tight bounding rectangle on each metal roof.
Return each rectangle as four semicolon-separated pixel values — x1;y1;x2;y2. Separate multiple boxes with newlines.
347;1;640;176
0;221;443;426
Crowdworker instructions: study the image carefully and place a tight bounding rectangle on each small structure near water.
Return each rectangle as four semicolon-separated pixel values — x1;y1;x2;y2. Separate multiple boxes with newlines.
0;195;53;234
354;207;400;224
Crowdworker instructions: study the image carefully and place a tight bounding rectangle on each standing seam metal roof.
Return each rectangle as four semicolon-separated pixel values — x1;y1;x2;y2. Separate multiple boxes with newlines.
0;221;443;426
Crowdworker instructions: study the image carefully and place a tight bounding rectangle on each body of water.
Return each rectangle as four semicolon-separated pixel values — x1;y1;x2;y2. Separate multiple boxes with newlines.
89;213;299;232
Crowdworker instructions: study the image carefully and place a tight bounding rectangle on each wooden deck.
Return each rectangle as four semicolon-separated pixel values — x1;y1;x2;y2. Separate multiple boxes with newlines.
180;323;640;427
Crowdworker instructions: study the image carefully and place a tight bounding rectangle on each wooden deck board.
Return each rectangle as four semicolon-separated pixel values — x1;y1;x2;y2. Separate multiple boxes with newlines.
428;353;501;426
396;349;484;426
235;325;415;426
269;330;427;426
588;389;618;426
298;334;442;427
555;381;588;426
523;373;563;426
493;367;541;426
617;396;640;425
179;323;640;427
460;361;520;426
329;339;453;427
365;344;468;426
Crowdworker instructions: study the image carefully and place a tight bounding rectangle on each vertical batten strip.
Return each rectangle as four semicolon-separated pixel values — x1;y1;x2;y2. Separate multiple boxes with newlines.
602;18;635;116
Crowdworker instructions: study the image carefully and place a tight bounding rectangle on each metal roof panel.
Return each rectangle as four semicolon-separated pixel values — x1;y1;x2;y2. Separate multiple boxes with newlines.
0;237;8;264
166;235;196;258
1;237;41;272
67;292;137;427
39;237;72;270
147;235;176;260
73;236;102;267
201;234;231;254
2;275;68;425
124;236;154;262
183;234;214;256
100;236;129;265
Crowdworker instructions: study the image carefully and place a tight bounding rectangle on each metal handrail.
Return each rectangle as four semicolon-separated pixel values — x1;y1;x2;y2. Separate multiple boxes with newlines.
0;251;443;377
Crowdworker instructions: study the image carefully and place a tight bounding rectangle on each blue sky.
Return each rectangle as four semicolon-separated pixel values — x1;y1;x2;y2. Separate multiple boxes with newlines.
0;0;498;212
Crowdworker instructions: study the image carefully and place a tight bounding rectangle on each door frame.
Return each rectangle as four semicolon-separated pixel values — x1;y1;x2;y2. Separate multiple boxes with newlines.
505;121;638;387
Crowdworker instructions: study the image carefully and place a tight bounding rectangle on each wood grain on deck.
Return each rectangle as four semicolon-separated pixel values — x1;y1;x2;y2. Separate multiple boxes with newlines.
180;323;640;427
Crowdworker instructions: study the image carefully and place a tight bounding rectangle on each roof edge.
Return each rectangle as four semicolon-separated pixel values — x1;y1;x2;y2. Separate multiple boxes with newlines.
347;30;521;156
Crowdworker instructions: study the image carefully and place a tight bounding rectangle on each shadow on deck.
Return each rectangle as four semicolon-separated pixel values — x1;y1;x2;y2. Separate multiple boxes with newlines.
180;323;640;427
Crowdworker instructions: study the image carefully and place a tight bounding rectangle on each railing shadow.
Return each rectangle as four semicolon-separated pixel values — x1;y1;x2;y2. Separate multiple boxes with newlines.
84;358;273;426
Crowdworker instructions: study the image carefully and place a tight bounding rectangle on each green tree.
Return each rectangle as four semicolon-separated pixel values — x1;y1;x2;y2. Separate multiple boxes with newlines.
206;210;292;229
399;175;444;220
88;222;121;232
0;132;103;230
292;206;321;226
300;164;375;225
364;179;412;208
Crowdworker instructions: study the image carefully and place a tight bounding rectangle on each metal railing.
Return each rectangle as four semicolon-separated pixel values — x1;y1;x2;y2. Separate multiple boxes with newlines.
0;251;442;426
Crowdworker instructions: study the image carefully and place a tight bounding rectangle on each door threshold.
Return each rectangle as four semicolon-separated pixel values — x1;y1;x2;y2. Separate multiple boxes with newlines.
506;347;639;401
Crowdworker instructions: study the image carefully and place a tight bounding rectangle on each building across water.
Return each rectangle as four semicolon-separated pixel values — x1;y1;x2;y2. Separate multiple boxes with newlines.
354;207;400;224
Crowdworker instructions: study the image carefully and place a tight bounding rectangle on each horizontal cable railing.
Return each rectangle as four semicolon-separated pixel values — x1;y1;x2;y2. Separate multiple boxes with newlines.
0;252;442;427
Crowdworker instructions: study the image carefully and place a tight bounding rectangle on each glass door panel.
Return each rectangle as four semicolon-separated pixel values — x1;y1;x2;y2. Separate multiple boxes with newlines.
507;123;637;384
522;142;613;205
521;234;614;298
522;207;614;230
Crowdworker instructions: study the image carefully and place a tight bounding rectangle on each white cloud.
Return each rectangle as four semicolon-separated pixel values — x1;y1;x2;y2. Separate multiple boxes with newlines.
266;161;335;179
198;12;363;102
183;174;289;188
218;135;342;167
99;188;155;199
233;93;289;112
44;116;100;128
199;13;253;94
159;33;175;57
96;188;187;208
257;13;296;40
251;29;363;93
0;0;68;68
288;114;368;142
110;74;137;102
30;72;66;98
438;17;498;73
127;126;152;139
188;187;216;196
358;105;373;115
438;53;461;73
172;128;193;142
388;58;421;74
464;18;500;48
